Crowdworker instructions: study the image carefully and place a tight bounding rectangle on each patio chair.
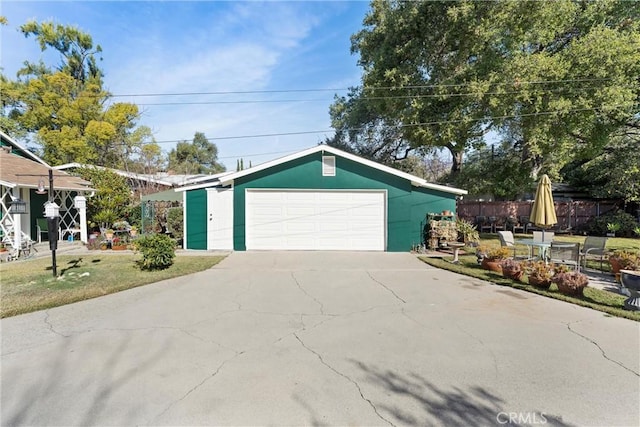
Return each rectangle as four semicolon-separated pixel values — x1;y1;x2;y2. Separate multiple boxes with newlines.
507;216;525;234
519;216;531;233
549;242;581;271
36;218;49;244
580;236;608;271
36;218;61;243
493;217;507;233
497;230;526;259
532;231;554;243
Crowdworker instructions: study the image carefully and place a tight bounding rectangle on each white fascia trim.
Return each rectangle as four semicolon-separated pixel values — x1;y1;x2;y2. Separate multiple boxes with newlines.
175;180;223;192
0;180;17;188
219;144;468;196
54;163;175;187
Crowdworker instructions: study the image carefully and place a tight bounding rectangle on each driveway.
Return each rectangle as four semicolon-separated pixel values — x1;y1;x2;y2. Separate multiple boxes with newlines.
1;252;638;426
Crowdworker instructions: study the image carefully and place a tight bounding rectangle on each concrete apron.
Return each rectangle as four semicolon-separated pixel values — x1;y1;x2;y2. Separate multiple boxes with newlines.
1;251;638;426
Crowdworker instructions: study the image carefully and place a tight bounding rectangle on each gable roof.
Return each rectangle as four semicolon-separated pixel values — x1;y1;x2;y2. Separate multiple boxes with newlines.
0;149;93;191
216;145;467;195
0;131;50;167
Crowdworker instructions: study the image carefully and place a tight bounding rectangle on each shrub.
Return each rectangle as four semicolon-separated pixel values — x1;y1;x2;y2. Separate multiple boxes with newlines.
552;271;589;296
166;207;184;241
584;211;638;237
500;258;523;280
134;233;176;270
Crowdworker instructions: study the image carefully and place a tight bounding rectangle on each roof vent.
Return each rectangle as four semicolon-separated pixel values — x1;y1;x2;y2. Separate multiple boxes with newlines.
322;156;336;176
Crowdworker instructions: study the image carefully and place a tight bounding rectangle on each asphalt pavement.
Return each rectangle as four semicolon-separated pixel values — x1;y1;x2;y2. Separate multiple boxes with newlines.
1;251;638;426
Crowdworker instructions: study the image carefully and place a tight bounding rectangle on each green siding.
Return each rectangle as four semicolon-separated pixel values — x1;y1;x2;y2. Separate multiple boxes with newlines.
186;189;207;249
233;152;457;252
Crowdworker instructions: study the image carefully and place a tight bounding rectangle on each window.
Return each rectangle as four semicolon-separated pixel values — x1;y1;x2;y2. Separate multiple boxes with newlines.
322;156;336;176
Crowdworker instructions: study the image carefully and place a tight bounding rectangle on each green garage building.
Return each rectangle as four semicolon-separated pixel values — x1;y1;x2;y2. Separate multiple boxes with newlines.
177;145;466;252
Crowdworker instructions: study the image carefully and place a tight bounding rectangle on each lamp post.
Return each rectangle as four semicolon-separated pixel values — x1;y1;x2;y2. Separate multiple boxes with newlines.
44;169;59;277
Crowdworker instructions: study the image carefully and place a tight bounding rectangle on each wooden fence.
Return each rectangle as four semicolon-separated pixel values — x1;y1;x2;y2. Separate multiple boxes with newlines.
456;200;618;232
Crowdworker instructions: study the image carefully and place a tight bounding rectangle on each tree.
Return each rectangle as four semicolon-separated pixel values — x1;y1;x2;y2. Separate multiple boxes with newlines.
75;167;131;228
337;0;640;178
168;132;225;174
563;126;640;203
0;20;142;167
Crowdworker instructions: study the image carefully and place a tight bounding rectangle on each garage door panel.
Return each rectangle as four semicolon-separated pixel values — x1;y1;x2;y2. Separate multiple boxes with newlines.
246;190;385;251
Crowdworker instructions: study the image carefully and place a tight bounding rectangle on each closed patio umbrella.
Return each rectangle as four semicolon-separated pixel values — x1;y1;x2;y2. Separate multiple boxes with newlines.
530;174;557;241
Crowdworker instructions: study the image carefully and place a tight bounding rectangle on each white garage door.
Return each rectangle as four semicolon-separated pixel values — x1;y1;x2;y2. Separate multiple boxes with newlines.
246;190;386;251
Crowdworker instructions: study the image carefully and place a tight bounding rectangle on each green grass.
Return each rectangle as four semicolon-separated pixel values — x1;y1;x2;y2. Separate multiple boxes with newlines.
0;254;226;318
420;253;640;322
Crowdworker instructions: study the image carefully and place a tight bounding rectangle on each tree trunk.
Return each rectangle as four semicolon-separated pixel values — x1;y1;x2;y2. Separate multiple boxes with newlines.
447;145;463;175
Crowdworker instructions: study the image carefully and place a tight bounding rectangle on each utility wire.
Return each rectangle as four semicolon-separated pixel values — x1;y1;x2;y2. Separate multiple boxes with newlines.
133;85;635;106
150;104;629;144
104;77;615;98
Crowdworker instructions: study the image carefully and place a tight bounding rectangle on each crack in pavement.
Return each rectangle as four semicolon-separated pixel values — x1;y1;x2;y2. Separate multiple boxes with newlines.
291;272;325;315
566;321;639;376
453;322;500;379
43;310;70;338
367;272;406;304
293;333;396;427
148;353;242;425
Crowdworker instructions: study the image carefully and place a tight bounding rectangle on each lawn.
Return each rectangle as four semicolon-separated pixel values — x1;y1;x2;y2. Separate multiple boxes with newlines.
420;234;640;322
0;254;226;318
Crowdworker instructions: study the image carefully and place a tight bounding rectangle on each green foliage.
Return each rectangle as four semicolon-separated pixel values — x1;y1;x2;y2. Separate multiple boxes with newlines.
456;218;479;244
563;129;640;202
1;20;143;167
166;207;184;241
76;167;131;228
134;233;176;271
168;132;225;174
448;143;534;199
338;0;640;180
584;211;639;237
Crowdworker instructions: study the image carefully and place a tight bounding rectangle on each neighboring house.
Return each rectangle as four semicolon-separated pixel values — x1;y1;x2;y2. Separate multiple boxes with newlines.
53;164;215;200
176;145;467;252
0;131;93;247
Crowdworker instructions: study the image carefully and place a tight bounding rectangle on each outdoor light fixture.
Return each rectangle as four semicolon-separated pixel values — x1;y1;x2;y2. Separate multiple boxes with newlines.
44;200;60;218
36;178;47;194
74;195;86;210
9;198;27;214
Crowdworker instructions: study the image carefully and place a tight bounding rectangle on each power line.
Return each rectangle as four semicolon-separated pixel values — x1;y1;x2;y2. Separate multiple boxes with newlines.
151;104;629;144
133;84;634;107
106;77;615;98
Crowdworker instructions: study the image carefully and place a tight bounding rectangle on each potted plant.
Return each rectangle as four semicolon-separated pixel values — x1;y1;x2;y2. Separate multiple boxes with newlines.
478;246;511;272
500;258;523;280
112;220;130;232
523;260;555;289
456;219;480;246
606;222;620;237
104;229;115;241
130;225;138;237
609;250;639;279
111;236;128;251
552;270;589;297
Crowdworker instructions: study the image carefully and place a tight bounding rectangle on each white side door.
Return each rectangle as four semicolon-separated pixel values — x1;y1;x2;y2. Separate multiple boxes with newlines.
207;187;234;250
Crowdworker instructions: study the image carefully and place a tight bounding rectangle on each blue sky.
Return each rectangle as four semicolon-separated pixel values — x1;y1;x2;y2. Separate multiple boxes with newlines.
1;1;370;169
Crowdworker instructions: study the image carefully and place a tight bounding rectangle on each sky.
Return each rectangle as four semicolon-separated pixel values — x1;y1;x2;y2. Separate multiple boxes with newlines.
1;0;371;170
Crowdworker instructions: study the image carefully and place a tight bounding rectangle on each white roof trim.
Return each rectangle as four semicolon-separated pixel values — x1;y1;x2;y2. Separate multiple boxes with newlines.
0;180;17;188
0;131;50;167
53;163;176;187
219;145;467;195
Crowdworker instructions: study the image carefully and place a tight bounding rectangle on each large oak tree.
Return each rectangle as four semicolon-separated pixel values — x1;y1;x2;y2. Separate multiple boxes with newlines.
331;0;640;182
